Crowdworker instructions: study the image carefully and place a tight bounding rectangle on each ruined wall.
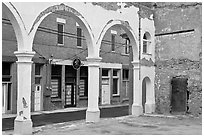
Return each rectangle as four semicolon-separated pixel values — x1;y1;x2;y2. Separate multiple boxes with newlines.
154;3;202;116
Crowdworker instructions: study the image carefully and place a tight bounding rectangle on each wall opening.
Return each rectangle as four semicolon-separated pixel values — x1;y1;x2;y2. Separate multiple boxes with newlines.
170;76;189;114
142;77;151;113
142;79;146;113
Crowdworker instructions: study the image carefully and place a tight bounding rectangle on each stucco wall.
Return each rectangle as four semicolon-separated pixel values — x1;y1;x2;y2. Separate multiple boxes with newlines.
154;3;202;116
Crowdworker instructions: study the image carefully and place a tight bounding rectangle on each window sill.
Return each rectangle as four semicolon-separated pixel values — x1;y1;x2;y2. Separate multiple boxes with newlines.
142;53;152;56
112;94;120;97
57;43;64;46
51;98;62;102
121;53;129;56
77;46;83;49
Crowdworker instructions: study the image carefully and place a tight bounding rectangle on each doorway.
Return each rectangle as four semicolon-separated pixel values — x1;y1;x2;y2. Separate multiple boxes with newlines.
65;83;76;107
171;77;188;113
101;78;110;105
142;79;146;113
34;84;42;111
142;77;151;113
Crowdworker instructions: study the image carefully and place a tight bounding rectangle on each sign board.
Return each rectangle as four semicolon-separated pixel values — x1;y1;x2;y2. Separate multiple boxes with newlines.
72;58;81;70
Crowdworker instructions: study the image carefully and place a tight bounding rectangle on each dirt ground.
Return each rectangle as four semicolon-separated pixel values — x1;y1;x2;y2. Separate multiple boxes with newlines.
30;115;202;135
2;114;202;135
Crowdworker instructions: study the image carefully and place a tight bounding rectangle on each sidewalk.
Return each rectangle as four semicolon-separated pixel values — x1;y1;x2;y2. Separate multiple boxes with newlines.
2;104;129;131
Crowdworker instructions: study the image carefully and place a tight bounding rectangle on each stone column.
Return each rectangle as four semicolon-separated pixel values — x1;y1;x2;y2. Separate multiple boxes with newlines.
14;51;35;135
86;57;102;122
131;61;143;116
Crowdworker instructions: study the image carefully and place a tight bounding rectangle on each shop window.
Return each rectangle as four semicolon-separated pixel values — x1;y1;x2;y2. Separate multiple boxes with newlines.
65;66;88;98
79;66;88;97
57;23;64;45
102;69;109;77
123;69;129;80
123;69;129;97
51;65;62;98
113;69;119;95
2;62;12;113
143;32;151;54
35;64;43;84
77;27;82;47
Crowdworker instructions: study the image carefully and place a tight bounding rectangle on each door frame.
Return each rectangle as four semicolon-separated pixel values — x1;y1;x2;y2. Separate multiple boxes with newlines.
64;83;76;107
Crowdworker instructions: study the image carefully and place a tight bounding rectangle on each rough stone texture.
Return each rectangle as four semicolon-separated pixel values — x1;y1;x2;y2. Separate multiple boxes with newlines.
155;58;202;116
154;3;202;116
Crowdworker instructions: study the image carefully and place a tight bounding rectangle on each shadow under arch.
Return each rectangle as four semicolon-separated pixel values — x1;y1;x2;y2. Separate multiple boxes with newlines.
97;19;139;62
29;3;96;58
142;76;151;113
2;2;28;51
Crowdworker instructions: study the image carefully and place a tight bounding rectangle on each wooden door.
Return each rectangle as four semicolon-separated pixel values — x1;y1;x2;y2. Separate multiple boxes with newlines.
65;83;76;107
171;77;188;113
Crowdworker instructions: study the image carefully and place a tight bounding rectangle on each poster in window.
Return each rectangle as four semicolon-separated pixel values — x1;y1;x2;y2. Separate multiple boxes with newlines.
51;79;59;98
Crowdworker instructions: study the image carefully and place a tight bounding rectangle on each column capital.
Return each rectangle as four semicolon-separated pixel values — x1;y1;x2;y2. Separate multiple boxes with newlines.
86;57;102;67
131;61;140;69
86;57;102;62
14;51;35;63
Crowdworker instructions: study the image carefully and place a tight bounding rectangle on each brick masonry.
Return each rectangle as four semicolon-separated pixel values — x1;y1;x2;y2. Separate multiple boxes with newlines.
154;3;202;116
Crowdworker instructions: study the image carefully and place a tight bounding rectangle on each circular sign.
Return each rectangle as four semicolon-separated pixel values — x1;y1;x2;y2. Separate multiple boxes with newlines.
72;58;81;70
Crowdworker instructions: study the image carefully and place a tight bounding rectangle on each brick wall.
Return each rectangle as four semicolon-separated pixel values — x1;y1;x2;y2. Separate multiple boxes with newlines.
154;3;202;116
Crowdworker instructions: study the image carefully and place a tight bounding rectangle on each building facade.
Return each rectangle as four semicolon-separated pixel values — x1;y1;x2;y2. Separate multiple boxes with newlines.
2;2;156;134
153;2;202;116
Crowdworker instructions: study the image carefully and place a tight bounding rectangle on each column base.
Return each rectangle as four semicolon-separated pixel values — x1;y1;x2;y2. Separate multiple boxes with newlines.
132;104;143;116
145;103;155;114
14;117;33;135
86;110;100;122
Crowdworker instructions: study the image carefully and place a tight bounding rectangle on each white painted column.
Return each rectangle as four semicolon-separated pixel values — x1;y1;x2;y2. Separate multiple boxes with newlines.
86;57;102;122
14;51;35;135
131;61;143;116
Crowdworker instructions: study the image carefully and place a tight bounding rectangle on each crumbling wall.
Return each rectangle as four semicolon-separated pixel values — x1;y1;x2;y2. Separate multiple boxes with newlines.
154;3;202;116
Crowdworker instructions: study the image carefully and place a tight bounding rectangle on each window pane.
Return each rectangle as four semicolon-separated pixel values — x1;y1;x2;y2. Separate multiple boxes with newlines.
35;77;41;84
2;77;11;82
2;62;11;75
65;65;76;77
113;78;118;94
125;40;129;54
51;78;61;98
113;70;118;76
58;24;63;44
143;41;147;53
77;27;82;46
52;65;62;76
111;34;115;51
80;66;88;77
143;34;147;40
35;64;42;75
7;83;11;110
79;79;87;97
123;69;129;80
102;69;109;76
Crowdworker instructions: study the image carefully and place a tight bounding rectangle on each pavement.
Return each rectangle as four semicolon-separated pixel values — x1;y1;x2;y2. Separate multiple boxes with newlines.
2;104;129;131
2;113;202;135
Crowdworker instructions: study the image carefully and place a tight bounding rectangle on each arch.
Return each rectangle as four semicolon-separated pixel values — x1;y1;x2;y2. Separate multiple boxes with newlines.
2;2;28;51
142;76;151;113
143;32;151;40
97;19;139;62
29;3;96;58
